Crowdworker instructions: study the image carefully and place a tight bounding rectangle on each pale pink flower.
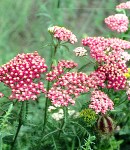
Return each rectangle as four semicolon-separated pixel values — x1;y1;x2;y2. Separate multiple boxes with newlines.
89;90;114;114
48;26;77;44
0;51;47;101
116;1;130;9
73;47;87;56
105;14;129;33
120;51;130;63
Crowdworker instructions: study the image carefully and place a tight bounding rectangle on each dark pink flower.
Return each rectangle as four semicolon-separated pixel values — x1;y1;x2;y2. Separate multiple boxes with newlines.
0;51;47;101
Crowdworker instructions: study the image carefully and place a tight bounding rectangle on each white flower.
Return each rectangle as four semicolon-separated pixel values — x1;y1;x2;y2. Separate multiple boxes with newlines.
73;47;87;56
48;106;56;112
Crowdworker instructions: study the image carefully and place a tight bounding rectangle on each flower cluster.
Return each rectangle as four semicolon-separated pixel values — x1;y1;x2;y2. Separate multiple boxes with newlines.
105;14;129;33
82;37;130;62
116;1;130;9
48;26;77;44
0;51;47;101
47;72;89;106
73;47;87;56
98;60;127;90
80;108;97;125
89;90;114;114
87;71;106;89
46;60;78;81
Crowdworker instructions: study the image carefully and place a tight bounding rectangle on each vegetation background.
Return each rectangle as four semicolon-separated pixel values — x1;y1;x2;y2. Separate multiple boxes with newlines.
1;0;130;150
0;0;123;65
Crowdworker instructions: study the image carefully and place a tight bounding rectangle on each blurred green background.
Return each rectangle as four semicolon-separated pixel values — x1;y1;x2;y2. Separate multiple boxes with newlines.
0;0;122;66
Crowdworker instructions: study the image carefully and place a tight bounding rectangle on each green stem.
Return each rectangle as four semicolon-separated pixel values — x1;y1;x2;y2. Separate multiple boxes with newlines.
0;133;2;150
42;38;59;132
58;107;68;138
57;0;60;8
10;102;24;150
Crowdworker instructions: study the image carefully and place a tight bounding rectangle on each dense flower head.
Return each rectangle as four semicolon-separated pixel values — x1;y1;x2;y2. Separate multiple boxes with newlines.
47;72;89;106
82;37;130;62
89;90;114;114
116;1;130;9
80;108;97;125
48;26;77;44
46;60;78;81
98;60;127;90
73;47;87;56
105;14;129;33
87;71;106;89
0;51;47;101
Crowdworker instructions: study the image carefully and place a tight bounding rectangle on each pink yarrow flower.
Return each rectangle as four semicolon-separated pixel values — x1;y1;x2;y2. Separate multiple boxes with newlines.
46;60;78;81
87;71;106;89
0;51;47;101
48;26;77;44
82;37;130;62
105;14;129;33
47;72;89;106
98;60;127;90
89;90;114;114
116;1;130;9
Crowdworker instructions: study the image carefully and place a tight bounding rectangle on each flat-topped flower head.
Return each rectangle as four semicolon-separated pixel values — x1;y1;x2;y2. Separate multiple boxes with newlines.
105;14;129;33
87;71;106;89
89;90;114;114
46;60;78;81
98;59;127;90
73;47;87;56
47;72;89;106
0;51;47;101
116;1;130;9
82;37;130;62
48;26;77;44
